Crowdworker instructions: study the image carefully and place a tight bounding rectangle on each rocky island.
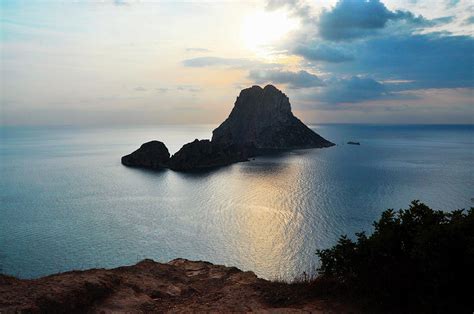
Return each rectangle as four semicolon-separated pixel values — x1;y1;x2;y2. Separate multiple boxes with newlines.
212;85;333;150
121;141;170;169
121;85;334;171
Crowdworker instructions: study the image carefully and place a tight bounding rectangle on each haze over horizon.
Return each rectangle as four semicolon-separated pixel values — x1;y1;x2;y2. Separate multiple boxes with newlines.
1;0;473;126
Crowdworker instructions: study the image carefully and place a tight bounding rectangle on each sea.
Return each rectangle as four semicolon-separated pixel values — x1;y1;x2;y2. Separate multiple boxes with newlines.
0;124;473;280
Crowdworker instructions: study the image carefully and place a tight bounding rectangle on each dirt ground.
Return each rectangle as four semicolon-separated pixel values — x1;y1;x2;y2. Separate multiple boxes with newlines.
0;258;355;313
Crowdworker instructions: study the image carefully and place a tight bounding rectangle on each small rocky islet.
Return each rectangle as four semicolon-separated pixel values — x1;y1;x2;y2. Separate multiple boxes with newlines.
121;85;335;171
121;140;170;169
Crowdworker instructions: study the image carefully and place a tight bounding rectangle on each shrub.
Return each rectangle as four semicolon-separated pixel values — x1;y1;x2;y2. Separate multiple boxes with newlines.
316;200;474;312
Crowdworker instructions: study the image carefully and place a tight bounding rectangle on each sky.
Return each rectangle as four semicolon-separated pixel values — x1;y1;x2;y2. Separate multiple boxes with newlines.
1;0;473;126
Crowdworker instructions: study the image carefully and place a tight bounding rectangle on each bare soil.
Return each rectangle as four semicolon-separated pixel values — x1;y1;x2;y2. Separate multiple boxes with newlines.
0;258;355;313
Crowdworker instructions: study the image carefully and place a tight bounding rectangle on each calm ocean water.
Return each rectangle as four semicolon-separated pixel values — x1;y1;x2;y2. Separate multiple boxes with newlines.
0;124;473;280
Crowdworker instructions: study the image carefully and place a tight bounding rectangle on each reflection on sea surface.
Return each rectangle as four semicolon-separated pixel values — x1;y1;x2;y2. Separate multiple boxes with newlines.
0;124;473;280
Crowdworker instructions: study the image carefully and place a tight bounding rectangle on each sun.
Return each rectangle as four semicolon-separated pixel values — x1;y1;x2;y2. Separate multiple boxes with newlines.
241;10;299;53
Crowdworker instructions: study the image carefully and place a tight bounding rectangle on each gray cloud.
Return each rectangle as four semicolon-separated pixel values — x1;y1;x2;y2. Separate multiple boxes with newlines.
134;86;147;91
182;56;258;68
293;44;354;63
176;85;201;93
446;0;460;8
266;0;313;24
318;0;437;41
155;86;201;93
463;16;474;25
324;33;474;90
248;69;324;89
318;76;391;103
267;0;451;40
431;16;454;24
266;0;473;91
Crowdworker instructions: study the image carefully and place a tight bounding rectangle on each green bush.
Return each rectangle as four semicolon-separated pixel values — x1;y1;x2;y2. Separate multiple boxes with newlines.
316;200;474;312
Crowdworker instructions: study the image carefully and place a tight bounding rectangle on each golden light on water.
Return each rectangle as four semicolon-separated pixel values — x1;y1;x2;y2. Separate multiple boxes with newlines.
219;159;307;279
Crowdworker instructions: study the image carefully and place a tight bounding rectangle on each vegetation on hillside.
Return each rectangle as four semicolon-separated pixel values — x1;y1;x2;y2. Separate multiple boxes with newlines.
316;201;474;312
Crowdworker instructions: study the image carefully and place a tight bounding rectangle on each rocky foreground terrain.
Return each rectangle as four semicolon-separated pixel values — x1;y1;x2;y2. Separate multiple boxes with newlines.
0;259;352;313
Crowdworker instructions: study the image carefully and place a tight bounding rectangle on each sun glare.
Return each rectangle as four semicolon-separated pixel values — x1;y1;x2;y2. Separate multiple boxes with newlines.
241;10;299;53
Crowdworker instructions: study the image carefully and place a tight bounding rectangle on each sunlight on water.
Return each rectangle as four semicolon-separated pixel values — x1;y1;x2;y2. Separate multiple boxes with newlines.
0;124;473;280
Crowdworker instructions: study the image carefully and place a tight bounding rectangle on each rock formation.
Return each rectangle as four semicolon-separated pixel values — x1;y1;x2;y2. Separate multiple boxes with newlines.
212;85;334;150
121;85;334;171
121;141;170;169
168;139;254;171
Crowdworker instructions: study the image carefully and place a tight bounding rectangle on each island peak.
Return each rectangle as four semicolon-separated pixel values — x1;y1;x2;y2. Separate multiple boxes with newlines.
212;84;334;150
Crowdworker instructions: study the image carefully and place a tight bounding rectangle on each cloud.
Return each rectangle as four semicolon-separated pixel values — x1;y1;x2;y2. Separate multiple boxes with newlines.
293;44;354;63
248;69;324;89
182;56;280;71
265;0;313;24
182;56;258;68
446;0;460;8
463;16;474;25
134;86;147;91
268;1;473;91
324;33;474;90
318;76;390;103
176;85;201;93
185;47;210;53
155;86;201;93
431;16;454;24
318;0;442;41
